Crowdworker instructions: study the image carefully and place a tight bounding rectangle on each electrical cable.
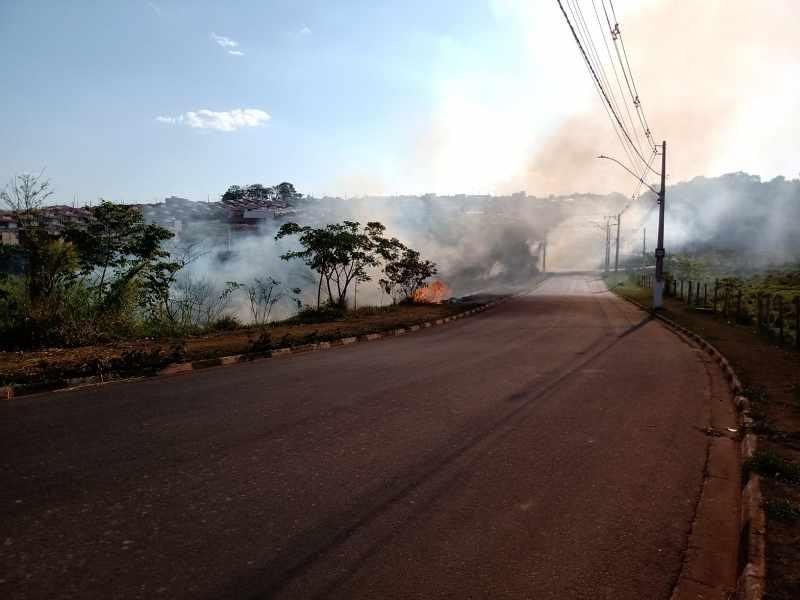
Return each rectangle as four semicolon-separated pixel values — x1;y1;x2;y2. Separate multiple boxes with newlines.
555;0;659;175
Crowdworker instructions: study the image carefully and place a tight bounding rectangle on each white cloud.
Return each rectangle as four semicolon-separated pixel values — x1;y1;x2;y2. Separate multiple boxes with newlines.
147;2;161;15
228;50;244;56
300;26;312;35
210;32;239;49
155;109;270;132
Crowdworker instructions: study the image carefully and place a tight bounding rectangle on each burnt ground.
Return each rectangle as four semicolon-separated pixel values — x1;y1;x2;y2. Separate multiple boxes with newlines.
0;302;483;387
610;277;800;600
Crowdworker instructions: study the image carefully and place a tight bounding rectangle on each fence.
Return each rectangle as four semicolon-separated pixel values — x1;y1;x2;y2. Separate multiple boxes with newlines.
636;272;800;350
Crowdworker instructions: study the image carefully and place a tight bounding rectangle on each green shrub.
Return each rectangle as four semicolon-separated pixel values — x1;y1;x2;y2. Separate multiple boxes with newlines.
744;449;800;484
209;314;242;331
289;303;348;324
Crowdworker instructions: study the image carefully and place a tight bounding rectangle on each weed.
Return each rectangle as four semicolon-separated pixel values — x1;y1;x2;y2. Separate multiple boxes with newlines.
744;449;800;484
208;315;242;331
249;330;272;352
743;385;769;404
763;498;800;522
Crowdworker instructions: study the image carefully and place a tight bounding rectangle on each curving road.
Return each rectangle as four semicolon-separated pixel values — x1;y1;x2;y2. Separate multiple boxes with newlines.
0;274;731;599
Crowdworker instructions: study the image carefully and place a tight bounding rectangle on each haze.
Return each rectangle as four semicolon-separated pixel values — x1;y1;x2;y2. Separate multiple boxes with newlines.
1;0;797;203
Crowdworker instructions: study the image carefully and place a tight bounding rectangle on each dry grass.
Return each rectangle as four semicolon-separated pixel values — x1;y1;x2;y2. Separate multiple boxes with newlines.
0;301;486;386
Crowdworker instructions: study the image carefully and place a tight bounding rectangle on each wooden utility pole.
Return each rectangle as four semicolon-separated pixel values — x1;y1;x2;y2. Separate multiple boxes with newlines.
542;237;547;273
653;141;667;309
614;213;621;272
642;227;646;257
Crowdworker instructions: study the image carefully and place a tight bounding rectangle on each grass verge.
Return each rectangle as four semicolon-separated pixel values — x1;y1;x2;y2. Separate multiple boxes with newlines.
0;300;494;387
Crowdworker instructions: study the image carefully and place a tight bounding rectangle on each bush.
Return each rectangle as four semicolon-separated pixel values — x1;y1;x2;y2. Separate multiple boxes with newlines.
290;303;348;324
209;314;242;331
744;449;800;484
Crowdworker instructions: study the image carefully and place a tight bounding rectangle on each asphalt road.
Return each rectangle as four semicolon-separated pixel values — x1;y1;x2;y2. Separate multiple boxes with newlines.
1;274;729;599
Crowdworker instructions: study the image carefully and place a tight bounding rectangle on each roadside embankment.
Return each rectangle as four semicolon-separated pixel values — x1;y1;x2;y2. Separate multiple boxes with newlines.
1;298;505;397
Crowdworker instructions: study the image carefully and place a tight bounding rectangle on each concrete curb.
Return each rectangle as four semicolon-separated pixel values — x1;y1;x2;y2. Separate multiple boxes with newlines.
2;298;509;400
618;294;765;600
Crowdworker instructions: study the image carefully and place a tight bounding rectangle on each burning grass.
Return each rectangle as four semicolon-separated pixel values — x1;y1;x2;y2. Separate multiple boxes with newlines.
412;280;453;304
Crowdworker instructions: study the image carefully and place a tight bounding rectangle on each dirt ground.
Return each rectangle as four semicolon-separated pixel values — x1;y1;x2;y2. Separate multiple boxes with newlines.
610;278;800;600
0;302;482;387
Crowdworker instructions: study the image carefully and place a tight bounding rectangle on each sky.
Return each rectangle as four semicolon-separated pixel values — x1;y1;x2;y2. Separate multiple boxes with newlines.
0;0;798;204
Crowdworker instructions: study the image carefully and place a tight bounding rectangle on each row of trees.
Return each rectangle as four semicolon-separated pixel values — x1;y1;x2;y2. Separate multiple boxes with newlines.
276;221;437;308
1;173;184;346
0;173;439;349
222;182;301;203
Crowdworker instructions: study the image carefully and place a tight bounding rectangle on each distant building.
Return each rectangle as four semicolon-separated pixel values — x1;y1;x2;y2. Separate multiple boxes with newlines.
0;213;19;245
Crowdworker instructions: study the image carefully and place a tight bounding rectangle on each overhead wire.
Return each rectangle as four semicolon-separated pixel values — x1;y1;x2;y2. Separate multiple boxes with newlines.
589;0;644;156
602;0;656;146
562;0;638;171
563;0;637;171
555;0;659;176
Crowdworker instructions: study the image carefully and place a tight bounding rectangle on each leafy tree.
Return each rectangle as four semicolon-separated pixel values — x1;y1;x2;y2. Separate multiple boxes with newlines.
276;182;300;201
222;182;300;204
221;185;244;202
380;247;438;303
66;201;180;309
275;220;388;308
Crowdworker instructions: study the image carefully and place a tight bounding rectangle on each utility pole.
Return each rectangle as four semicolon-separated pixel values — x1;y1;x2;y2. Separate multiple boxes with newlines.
542;237;547;274
614;212;621;273
604;217;611;273
653;141;667;309
642;227;646;257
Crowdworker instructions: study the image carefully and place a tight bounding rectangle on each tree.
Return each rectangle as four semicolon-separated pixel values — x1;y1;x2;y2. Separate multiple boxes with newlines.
380;247;438;303
275;220;388;308
66;201;179;310
276;182;300;201
221;185;244;203
0;171;53;221
1;171;58;302
243;276;302;325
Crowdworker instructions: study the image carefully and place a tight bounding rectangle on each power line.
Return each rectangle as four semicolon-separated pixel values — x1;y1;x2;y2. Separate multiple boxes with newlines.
555;0;658;175
589;0;644;157
563;0;637;170
603;0;656;146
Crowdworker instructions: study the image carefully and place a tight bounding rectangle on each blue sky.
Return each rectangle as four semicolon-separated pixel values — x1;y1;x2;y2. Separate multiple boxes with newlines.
1;1;797;204
1;0;562;203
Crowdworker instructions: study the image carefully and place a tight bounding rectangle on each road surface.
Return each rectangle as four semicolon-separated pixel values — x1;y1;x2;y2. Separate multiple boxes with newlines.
1;274;730;599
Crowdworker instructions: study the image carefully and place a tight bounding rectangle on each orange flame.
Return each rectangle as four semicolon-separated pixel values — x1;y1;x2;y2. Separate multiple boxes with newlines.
412;280;452;304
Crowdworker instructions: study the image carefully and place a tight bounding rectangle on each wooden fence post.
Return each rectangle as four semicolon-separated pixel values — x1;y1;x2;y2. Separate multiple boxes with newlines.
765;295;772;336
713;279;719;312
723;287;729;318
704;282;708;306
736;290;742;320
688;281;693;305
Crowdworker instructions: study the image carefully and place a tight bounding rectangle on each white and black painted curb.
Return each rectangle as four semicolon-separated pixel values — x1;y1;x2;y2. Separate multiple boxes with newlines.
2;298;510;400
619;294;765;600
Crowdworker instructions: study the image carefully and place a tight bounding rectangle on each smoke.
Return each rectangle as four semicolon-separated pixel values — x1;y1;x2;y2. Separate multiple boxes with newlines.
166;1;800;313
523;0;800;195
654;173;800;270
169;187;634;325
